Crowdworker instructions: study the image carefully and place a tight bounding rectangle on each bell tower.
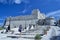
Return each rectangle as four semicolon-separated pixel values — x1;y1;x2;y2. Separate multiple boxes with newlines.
32;9;45;19
32;9;40;16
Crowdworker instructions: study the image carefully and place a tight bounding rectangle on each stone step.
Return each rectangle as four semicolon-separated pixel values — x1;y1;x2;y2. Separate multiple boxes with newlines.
7;35;35;39
15;33;41;35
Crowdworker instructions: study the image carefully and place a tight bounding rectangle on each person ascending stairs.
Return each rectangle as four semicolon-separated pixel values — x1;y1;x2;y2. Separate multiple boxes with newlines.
18;25;22;37
5;24;10;33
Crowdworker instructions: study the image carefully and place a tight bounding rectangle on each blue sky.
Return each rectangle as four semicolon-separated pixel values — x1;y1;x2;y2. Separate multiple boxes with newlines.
0;0;60;25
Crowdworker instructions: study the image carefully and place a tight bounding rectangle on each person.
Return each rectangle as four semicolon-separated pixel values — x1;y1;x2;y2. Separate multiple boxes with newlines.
25;26;27;29
8;24;10;31
29;24;31;30
18;25;22;37
5;25;10;33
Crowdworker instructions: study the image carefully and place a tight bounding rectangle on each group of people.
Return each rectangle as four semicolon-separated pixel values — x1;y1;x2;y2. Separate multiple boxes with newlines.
17;24;35;33
3;24;34;34
4;25;23;34
5;25;23;34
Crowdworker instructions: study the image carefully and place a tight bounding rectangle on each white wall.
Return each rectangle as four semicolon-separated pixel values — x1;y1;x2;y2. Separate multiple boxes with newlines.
5;19;38;28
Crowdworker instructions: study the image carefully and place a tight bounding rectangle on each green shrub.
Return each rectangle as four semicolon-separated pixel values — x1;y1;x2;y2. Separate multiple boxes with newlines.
35;34;42;40
0;28;4;30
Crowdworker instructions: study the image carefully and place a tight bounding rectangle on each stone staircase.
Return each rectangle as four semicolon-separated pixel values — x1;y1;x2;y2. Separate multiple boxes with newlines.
7;27;44;39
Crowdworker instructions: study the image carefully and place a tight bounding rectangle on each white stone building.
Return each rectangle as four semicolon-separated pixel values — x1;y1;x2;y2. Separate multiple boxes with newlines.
4;9;46;28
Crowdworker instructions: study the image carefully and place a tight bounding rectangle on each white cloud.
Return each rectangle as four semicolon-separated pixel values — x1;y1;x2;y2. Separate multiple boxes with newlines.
14;0;30;4
17;9;27;14
0;0;30;4
46;10;60;17
14;0;21;4
17;5;32;14
51;14;60;17
22;9;27;13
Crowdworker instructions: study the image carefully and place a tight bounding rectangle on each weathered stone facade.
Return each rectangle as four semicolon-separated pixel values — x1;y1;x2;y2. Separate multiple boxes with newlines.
4;9;46;28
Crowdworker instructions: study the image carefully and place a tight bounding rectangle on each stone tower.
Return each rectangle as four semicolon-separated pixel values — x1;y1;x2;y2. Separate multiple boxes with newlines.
32;9;45;19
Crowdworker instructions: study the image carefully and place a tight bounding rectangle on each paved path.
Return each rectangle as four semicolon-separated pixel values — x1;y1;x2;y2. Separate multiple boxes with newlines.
50;36;60;40
41;26;60;40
